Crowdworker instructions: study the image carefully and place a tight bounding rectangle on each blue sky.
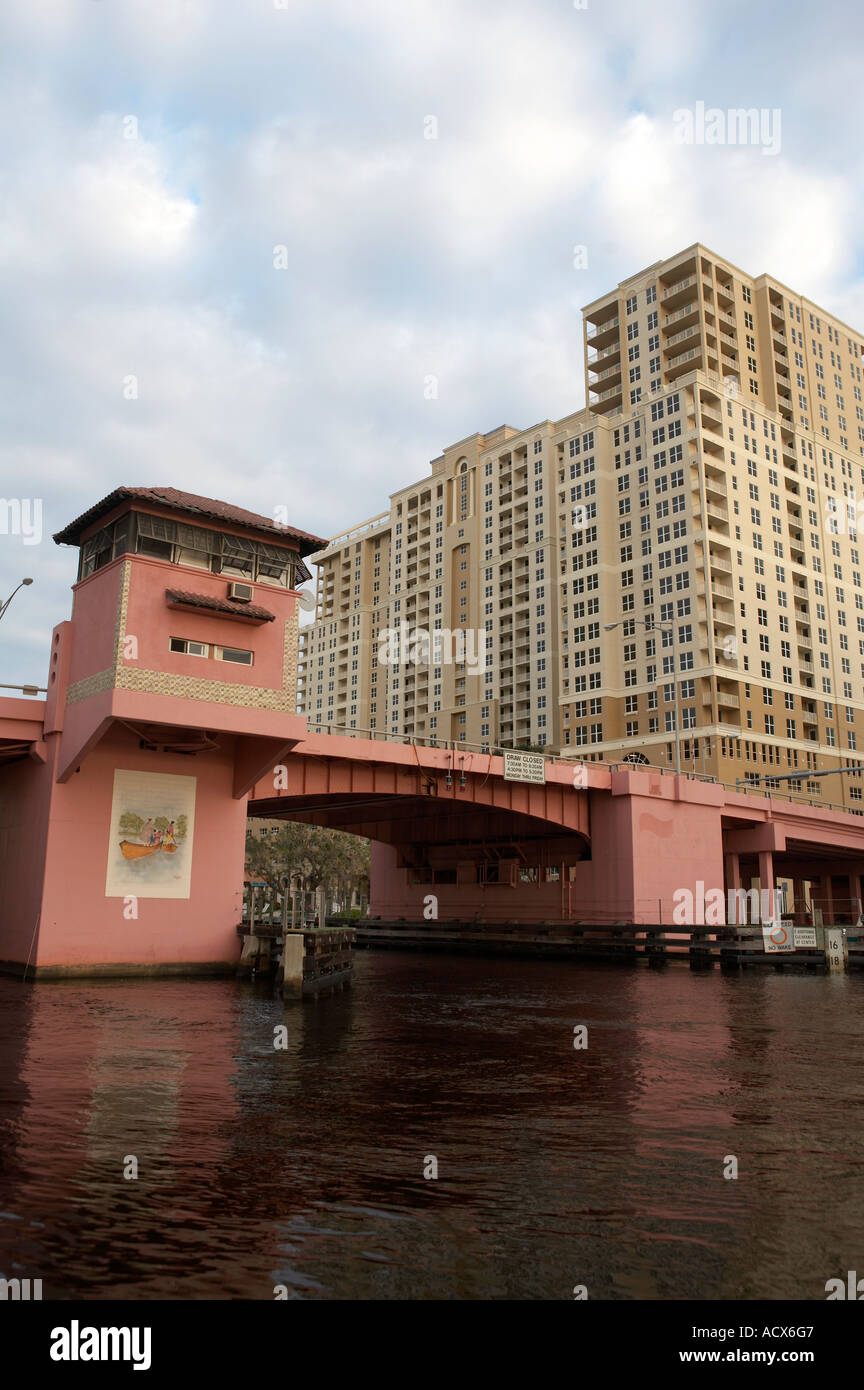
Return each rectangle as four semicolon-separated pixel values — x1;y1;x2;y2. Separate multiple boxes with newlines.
2;0;864;681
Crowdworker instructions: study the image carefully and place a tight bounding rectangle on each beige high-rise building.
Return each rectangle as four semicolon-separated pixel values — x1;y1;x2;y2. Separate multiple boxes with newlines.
297;243;864;812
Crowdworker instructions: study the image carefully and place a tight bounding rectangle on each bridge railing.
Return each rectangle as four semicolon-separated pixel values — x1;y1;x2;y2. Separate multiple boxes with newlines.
291;725;864;815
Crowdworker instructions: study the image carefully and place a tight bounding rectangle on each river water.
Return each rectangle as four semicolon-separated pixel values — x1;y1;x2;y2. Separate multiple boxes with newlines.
1;952;862;1301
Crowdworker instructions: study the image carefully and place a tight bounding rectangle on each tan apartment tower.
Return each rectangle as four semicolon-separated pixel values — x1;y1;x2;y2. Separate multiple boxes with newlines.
298;244;864;813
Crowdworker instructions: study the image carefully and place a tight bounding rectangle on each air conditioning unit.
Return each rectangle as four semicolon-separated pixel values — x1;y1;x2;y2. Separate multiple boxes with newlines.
228;582;254;603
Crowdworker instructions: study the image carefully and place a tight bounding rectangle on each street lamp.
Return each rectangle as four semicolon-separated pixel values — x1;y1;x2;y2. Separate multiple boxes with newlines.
605;617;681;776
0;577;34;623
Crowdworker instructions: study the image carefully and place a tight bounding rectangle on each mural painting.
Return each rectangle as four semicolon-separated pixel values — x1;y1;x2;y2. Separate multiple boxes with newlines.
105;770;197;899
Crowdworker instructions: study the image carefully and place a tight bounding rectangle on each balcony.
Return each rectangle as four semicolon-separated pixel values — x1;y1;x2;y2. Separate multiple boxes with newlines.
661;274;697;306
592;383;624;405
663;301;700;330
666;345;703;378
587;339;622;371
666;323;702;351
589;362;623;388
586;314;620;350
699;396;722;423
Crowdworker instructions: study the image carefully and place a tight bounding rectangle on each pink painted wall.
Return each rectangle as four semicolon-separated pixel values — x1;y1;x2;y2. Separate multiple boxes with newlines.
65;564;123;689
121;555;296;692
626;780;726;926
64;551;297;696
368;841;576;921
369;773;726;926
33;722;248;971
0;732;54;968
54;547;303;785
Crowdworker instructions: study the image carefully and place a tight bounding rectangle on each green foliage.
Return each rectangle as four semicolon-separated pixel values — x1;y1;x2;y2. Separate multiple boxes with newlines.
245;821;370;901
118;811;187;840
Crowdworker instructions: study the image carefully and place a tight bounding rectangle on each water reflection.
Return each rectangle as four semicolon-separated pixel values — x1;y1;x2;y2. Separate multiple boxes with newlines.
0;956;862;1300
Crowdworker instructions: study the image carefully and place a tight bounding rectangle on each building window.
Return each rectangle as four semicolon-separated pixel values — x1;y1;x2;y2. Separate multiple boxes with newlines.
215;645;254;666
169;638;209;657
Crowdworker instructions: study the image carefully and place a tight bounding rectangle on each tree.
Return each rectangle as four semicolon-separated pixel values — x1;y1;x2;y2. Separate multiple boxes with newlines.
245;822;370;912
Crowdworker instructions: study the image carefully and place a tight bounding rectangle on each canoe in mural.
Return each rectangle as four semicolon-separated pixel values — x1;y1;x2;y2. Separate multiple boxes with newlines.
119;840;179;860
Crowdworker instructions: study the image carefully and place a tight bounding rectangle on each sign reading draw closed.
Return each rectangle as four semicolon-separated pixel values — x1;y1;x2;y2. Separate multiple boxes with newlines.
502;751;547;785
105;769;197;899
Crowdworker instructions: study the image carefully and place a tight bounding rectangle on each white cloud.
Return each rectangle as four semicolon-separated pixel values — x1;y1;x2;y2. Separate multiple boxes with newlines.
1;0;864;679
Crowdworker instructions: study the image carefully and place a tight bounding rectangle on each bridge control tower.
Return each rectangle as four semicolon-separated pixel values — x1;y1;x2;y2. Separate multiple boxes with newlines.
0;487;322;977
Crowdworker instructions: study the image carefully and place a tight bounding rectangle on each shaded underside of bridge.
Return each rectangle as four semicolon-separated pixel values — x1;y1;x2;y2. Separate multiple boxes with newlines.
248;735;592;873
250;790;590;870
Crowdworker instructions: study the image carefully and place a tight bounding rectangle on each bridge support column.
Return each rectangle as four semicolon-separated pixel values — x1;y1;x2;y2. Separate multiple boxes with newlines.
281;933;305;999
725;853;741;923
825;873;835;926
758;850;775;921
852;872;863;923
792;877;806;925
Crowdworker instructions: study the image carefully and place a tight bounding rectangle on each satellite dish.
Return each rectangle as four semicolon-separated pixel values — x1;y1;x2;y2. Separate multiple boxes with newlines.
298;589;316;613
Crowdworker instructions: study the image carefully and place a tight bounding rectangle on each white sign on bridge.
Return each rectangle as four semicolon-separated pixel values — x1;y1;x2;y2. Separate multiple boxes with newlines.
503;751;547;785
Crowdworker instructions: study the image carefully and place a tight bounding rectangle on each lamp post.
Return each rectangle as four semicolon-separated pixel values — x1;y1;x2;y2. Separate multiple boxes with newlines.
605;617;681;776
0;577;34;623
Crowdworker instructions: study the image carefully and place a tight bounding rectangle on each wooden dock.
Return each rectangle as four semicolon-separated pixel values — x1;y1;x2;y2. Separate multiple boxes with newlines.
236;911;355;998
354;920;864;971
